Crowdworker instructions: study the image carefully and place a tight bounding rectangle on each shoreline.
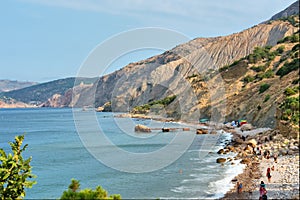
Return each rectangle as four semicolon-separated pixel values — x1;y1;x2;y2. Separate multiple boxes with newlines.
220;128;299;200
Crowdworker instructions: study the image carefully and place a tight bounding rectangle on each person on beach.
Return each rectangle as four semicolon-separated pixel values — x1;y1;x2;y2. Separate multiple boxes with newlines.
259;181;267;200
273;153;278;163
237;182;242;193
266;168;272;182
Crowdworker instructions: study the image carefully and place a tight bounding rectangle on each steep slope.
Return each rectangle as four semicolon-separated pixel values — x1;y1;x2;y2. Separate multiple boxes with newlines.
72;14;298;114
188;30;299;131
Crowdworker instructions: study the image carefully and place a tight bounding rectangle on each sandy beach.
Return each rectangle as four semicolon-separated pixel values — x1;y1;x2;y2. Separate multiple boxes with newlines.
221;127;299;200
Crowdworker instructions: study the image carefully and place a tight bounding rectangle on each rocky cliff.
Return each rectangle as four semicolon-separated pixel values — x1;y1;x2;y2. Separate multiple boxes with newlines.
71;13;298;115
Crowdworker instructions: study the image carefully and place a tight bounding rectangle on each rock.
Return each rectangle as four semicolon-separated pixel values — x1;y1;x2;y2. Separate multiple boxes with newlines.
240;158;251;164
247;139;257;148
196;128;208;134
216;158;227;163
244;145;253;152
96;106;104;112
162;128;170;132
290;146;298;151
241;124;253;131
134;124;151;133
227;157;233;161
217;149;225;154
226;146;235;152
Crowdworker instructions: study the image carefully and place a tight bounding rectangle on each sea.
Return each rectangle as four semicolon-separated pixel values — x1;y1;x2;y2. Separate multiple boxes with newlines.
0;108;245;199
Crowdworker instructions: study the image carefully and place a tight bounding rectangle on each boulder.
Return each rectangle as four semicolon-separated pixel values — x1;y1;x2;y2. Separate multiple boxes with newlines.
226;146;235;152
241;124;253;131
247;139;257;148
196;128;208;134
240;158;251;164
134;124;151;133
216;158;227;163
217;149;225;154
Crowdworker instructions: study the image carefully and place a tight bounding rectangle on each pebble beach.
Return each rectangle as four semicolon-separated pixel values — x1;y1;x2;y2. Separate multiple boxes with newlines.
220;127;299;200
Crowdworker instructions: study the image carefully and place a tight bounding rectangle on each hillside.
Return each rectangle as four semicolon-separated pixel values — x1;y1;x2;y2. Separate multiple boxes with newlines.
69;5;298;112
1;1;298;132
0;77;97;106
0;80;37;92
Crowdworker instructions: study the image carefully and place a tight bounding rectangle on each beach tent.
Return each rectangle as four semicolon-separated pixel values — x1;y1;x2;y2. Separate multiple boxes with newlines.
199;118;209;123
239;119;247;126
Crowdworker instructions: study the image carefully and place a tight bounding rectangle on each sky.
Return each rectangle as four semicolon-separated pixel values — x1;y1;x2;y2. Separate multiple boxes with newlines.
0;0;296;82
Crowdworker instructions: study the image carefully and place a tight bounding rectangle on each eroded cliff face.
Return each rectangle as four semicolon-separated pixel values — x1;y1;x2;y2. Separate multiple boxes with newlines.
70;19;297;116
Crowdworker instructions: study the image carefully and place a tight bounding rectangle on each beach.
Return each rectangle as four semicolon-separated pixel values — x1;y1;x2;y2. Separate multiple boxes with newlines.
221;127;299;200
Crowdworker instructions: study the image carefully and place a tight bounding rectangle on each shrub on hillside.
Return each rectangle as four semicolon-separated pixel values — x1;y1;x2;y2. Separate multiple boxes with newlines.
276;58;299;77
259;83;270;93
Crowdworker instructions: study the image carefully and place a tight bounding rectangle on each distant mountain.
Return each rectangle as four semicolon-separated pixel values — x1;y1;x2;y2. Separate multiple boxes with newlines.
0;80;37;92
0;77;97;105
270;1;299;21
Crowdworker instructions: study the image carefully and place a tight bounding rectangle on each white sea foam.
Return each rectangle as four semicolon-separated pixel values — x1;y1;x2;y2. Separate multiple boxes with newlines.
206;159;245;199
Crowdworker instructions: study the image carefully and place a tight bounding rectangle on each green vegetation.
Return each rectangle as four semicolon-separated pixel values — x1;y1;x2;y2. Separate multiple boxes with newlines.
275;45;285;54
243;75;255;83
251;65;267;72
0;135;36;199
133;95;176;114
247;46;278;64
259;83;270;93
219;59;242;72
276;58;299;77
60;179;121;200
280;96;299;125
277;32;300;44
264;94;271;102
284;86;299;96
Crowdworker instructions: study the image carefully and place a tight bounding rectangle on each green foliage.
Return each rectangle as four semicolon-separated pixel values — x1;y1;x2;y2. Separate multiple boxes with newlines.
0;135;36;200
276;45;285;54
264;94;270;102
276;58;300;77
284;86;299;96
251;65;267;72
259;83;270;93
247;46;278;64
243;75;255;83
280;96;299;125
148;95;176;106
277;32;300;44
284;87;297;96
60;179;121;200
219;59;242;72
291;43;300;52
292;78;299;84
278;15;299;27
132;95;176;114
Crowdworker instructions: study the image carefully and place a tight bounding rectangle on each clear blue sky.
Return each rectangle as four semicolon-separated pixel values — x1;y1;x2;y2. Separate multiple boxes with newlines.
0;0;296;82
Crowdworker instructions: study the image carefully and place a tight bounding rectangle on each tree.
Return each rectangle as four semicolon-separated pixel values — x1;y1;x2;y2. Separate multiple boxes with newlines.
60;179;121;200
0;135;36;199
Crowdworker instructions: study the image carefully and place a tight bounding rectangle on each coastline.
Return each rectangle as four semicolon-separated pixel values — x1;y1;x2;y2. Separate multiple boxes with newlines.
221;128;299;200
116;113;299;199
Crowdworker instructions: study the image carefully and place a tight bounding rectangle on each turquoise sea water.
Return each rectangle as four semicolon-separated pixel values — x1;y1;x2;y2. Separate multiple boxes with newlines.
0;108;244;199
